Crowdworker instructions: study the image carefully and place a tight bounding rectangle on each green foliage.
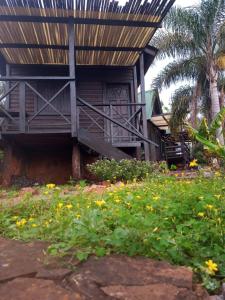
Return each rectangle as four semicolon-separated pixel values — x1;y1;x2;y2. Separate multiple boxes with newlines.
87;159;168;182
151;0;225;129
0;176;225;292
192;143;208;165
170;164;177;171
187;108;225;159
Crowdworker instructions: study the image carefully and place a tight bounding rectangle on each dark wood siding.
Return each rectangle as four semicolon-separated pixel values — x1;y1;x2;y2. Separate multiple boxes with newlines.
8;65;134;136
147;121;163;161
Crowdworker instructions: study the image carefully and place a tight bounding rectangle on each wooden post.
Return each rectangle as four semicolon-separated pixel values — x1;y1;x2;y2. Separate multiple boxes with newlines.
19;81;25;133
68;19;77;137
72;142;81;180
5;64;10;110
139;54;150;161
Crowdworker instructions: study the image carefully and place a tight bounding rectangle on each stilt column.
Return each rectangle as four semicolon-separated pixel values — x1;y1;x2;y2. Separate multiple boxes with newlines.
72;142;81;180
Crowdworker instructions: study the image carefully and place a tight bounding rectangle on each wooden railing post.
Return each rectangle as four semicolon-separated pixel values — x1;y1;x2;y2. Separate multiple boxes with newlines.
19;81;25;133
110;104;113;144
139;55;150;161
68;19;77;137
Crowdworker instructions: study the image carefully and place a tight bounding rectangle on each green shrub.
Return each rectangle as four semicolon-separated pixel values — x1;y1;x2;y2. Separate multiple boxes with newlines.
87;159;168;182
170;164;177;171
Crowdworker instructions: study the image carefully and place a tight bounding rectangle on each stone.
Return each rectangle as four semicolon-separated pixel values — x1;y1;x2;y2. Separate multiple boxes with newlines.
0;238;46;282
194;284;210;299
222;283;225;298
209;296;224;300
0;277;84;300
69;255;193;289
67;255;204;299
36;268;72;281
101;284;197;300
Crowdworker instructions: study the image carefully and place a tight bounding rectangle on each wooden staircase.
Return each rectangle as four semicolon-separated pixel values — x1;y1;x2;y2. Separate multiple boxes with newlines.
163;134;191;165
78;128;131;160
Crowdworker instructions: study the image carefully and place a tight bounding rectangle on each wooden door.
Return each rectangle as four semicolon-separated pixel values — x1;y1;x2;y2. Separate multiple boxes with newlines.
106;83;131;144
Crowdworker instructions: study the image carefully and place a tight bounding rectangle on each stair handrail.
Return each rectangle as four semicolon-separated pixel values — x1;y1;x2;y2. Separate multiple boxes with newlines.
77;96;159;147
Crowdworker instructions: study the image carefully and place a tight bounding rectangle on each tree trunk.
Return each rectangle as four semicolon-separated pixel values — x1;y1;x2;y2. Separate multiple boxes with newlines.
190;83;201;128
219;87;225;109
209;64;224;145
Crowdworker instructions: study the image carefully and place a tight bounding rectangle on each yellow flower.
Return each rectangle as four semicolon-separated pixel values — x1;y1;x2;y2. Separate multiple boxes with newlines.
95;200;106;207
152;195;160;201
136;195;141;200
197;212;205;217
57;202;63;209
205;260;218;275
146;205;154;212
215;171;221;177
114;199;121;203
20;218;27;225
189;159;198;168
206;204;214;210
32;224;37;228
16;218;27;227
75;214;81;219
66;204;73;209
44;191;49;195
46;183;56;189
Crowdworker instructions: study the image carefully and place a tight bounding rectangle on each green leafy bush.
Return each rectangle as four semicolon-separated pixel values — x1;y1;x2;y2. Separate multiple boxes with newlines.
187;107;225;160
87;159;168;182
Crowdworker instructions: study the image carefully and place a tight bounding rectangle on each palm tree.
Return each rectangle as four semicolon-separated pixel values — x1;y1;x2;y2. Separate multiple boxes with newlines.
152;0;225;144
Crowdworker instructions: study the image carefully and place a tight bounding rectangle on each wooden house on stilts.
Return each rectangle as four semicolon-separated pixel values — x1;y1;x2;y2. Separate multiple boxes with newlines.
0;0;174;185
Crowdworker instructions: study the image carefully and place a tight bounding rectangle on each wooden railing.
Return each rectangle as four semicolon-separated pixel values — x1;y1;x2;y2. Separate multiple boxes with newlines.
77;96;159;147
0;78;72;133
0;79;158;148
164;142;190;162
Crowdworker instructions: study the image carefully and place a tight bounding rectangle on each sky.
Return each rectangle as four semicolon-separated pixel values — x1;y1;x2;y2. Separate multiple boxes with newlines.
118;0;201;109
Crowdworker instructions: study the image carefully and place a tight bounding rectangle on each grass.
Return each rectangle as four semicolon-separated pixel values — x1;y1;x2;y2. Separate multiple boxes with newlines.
0;174;225;292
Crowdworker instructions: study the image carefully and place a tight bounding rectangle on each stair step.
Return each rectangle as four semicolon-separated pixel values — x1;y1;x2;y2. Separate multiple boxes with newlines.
78;128;131;160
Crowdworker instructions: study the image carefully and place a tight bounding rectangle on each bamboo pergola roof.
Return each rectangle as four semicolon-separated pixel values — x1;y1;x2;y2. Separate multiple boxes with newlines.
151;113;171;130
0;0;174;66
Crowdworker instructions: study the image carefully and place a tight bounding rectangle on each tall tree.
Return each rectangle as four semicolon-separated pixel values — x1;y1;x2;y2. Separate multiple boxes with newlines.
152;0;225;144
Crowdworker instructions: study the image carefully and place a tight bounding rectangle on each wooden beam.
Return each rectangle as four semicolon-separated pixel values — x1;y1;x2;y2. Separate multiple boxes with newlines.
143;46;158;57
72;142;81;180
5;64;10;109
19;81;26;133
0;15;162;28
68;20;77;137
139;54;150;161
0;76;75;81
0;43;143;52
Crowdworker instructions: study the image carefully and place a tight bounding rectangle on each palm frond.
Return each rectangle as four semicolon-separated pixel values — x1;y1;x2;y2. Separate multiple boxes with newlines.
152;30;198;60
169;85;194;132
152;57;206;90
209;106;225;136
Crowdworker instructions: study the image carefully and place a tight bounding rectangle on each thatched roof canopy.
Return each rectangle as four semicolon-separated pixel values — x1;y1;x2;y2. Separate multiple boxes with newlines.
0;0;174;66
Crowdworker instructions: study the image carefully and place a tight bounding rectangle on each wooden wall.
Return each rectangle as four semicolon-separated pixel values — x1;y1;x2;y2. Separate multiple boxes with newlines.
147;121;163;161
7;65;135;135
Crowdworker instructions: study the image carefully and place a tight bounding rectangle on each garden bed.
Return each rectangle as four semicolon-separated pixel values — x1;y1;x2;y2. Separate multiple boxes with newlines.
0;174;224;293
